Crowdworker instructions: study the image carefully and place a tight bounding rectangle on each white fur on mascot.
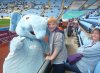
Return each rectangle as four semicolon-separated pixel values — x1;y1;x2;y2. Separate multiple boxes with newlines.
3;13;49;73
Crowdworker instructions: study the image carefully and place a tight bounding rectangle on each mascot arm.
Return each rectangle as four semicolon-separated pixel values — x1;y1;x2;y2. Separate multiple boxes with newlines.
40;40;50;54
10;37;25;53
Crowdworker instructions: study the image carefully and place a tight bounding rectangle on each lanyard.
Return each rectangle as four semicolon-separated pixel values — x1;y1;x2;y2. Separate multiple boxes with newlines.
84;42;96;48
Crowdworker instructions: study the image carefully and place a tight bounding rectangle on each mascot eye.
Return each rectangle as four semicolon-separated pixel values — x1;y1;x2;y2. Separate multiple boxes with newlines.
26;17;29;20
30;31;35;35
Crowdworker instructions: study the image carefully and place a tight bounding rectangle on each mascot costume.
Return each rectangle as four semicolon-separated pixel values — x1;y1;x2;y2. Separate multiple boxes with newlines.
3;12;49;73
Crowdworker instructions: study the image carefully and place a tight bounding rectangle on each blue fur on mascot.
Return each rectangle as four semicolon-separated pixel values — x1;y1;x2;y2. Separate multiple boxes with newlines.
3;13;49;73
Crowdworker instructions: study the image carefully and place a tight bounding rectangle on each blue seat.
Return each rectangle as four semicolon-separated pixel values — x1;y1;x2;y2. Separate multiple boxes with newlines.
94;61;100;73
88;61;100;73
80;19;99;27
79;20;92;32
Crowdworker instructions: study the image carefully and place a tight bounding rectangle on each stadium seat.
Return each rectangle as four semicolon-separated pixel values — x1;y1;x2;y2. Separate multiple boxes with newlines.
88;61;100;73
79;20;92;33
94;61;100;73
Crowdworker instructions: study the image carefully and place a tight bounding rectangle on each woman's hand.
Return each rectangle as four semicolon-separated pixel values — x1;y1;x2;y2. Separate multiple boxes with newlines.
44;52;50;57
45;52;50;56
45;56;51;60
45;48;58;61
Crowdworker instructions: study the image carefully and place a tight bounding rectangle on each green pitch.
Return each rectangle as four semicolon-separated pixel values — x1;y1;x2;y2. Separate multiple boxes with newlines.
0;19;10;27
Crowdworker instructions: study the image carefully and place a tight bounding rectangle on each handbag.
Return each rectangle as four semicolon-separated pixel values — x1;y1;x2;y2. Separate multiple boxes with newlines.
67;53;83;65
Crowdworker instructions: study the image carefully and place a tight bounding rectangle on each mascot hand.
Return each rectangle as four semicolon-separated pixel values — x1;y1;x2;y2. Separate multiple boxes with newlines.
10;37;25;53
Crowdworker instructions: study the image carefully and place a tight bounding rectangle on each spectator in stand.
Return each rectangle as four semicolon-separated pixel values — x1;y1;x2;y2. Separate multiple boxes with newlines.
58;20;68;38
67;19;74;37
65;28;100;73
73;20;79;32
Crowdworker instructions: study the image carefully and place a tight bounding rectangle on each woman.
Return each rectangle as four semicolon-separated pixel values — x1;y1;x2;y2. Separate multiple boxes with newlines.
65;28;100;73
45;17;68;73
67;19;74;37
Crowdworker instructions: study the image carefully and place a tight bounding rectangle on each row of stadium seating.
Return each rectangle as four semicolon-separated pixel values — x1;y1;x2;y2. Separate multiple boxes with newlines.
0;0;63;18
0;28;17;45
80;18;99;27
79;8;100;33
79;20;92;33
76;27;91;47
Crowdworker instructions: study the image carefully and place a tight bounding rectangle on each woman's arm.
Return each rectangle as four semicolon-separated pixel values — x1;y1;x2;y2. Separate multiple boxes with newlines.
46;32;63;60
78;42;100;57
45;48;58;60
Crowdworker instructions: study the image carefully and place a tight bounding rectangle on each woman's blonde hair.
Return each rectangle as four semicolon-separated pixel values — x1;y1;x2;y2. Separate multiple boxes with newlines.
47;17;57;24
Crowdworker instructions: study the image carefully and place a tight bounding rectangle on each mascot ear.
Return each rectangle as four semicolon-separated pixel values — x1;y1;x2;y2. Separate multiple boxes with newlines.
9;12;21;32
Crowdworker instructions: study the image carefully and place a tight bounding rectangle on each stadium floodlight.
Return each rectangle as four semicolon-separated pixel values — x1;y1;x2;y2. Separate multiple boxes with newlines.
63;6;68;10
44;5;49;9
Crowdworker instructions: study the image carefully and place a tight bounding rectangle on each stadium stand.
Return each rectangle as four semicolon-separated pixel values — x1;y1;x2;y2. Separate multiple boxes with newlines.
0;0;100;73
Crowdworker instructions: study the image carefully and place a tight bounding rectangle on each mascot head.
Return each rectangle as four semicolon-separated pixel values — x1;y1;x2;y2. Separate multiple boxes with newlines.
10;14;47;40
